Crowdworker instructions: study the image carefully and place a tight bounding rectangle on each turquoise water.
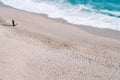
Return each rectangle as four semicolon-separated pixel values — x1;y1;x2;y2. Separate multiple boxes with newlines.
1;0;120;31
73;0;120;11
68;0;120;17
68;0;120;11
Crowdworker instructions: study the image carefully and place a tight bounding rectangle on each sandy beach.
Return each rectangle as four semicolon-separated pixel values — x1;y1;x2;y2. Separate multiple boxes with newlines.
0;2;120;80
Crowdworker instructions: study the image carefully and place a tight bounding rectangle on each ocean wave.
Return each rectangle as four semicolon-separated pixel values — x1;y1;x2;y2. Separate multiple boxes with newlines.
0;0;120;31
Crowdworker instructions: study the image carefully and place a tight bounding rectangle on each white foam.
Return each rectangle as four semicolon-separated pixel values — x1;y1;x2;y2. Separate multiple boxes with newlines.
1;0;120;31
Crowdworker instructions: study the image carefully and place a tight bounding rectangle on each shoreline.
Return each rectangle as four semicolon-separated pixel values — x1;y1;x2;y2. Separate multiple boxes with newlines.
33;11;120;40
1;1;120;40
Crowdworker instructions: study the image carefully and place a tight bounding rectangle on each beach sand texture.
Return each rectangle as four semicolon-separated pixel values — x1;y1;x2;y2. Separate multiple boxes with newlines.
0;5;120;80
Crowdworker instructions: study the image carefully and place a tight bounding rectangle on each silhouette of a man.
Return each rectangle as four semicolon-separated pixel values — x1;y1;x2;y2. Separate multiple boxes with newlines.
12;19;16;27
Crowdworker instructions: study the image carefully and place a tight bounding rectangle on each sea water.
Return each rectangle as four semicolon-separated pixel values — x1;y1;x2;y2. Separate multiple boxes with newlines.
1;0;120;31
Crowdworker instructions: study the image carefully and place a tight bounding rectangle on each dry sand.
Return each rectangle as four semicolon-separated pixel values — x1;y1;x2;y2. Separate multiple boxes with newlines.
0;4;120;80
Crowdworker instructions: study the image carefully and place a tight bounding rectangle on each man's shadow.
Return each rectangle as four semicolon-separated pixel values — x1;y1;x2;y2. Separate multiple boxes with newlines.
2;24;12;27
